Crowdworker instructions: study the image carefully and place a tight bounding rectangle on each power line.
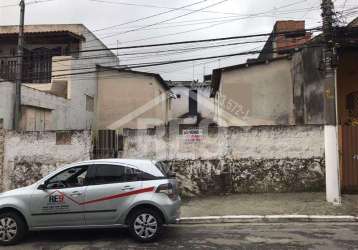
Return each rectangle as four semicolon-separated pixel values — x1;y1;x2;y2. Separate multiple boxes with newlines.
118;14;321;45
0;0;54;8
50;40;268;70
0;27;322;60
0;43;324;83
84;0;310;44
90;0;209;34
89;0;231;42
86;0;305;37
53;39;268;65
90;0;242;16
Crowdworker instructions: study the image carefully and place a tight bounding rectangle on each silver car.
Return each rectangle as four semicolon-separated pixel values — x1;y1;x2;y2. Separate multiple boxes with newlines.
0;159;181;245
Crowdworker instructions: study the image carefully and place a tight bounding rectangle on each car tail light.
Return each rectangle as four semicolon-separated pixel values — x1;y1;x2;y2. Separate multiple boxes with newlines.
156;183;177;200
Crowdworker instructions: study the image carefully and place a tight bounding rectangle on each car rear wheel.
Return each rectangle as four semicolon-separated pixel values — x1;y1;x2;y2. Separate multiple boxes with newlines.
128;208;163;242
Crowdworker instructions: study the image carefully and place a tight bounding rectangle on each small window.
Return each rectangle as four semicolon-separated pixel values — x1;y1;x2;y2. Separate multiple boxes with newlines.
94;164;126;185
176;94;181;99
46;166;89;189
56;132;72;145
86;95;94;112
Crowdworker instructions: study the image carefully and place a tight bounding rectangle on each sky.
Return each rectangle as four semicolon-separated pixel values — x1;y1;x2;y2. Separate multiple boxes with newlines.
0;0;357;81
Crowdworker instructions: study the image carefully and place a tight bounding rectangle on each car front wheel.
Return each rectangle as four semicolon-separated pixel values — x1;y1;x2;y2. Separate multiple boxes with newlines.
0;212;27;246
128;208;163;242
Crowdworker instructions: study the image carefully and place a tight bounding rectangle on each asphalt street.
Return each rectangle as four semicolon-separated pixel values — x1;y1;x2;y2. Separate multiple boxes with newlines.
5;223;358;250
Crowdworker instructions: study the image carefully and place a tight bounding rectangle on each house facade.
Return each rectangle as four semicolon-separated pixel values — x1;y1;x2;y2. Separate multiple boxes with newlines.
211;57;294;127
0;24;118;131
95;66;171;131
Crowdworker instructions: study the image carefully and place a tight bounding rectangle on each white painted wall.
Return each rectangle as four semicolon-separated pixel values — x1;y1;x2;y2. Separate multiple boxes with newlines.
123;125;324;161
0;82;14;130
0;81;71;130
1;130;91;191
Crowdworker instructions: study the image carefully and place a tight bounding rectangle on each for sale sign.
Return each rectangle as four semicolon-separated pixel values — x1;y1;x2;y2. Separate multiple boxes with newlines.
182;129;203;143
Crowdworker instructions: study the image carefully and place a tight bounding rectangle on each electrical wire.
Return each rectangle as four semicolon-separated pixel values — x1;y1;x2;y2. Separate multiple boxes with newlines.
0;27;322;60
88;0;307;35
0;43;325;83
0;0;55;8
87;0;231;42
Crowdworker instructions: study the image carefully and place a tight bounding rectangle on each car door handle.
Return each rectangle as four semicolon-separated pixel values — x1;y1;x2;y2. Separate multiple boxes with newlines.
122;186;135;191
70;191;82;197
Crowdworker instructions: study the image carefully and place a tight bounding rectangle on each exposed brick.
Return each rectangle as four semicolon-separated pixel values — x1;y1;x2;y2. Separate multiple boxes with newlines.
274;21;312;53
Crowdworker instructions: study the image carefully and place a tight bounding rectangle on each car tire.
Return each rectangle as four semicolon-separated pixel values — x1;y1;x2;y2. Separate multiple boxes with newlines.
0;212;27;246
128;208;163;243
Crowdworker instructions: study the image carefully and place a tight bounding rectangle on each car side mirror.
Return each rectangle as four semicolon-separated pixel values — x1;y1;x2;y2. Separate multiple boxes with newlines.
38;181;48;190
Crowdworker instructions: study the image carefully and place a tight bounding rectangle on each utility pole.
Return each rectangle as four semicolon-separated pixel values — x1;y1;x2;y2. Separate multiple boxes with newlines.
321;0;341;204
14;0;25;131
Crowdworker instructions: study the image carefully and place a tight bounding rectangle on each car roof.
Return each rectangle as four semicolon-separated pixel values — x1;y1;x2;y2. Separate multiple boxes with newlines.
79;159;156;165
74;159;164;177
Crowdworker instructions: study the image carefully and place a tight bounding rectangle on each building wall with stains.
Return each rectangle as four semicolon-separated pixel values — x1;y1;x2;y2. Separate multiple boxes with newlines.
217;58;295;126
0;130;91;191
291;46;326;125
122;125;325;197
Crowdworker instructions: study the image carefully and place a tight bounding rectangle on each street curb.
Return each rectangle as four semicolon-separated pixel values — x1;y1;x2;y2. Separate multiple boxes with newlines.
177;215;358;224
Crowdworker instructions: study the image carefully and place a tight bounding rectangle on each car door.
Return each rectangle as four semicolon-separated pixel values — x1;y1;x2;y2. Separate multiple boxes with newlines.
83;164;142;225
30;165;90;228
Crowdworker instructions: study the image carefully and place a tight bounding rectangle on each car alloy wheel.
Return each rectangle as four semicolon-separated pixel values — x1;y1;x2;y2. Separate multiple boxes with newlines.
0;217;18;243
134;213;158;239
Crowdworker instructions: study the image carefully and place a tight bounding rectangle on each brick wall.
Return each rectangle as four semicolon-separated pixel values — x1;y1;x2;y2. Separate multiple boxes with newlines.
274;21;312;52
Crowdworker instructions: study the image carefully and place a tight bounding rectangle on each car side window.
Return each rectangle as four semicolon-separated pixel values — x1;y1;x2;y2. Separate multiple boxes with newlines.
46;166;89;189
126;167;159;182
94;164;126;185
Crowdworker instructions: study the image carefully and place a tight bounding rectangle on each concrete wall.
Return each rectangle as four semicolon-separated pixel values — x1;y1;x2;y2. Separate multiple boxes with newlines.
0;130;91;191
96;70;169;130
0;81;71;131
216;58;295;126
0;82;14;130
122;125;325;196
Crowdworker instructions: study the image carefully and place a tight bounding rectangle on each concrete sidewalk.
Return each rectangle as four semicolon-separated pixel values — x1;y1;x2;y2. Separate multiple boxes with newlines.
179;193;358;223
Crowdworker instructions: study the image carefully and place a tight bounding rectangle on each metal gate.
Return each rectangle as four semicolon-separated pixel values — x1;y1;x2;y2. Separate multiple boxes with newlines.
92;130;123;159
342;126;358;193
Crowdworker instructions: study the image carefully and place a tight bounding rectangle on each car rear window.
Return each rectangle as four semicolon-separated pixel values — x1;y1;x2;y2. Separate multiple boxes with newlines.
155;161;170;178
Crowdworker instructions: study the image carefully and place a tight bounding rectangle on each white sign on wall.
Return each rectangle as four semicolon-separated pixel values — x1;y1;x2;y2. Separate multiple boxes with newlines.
182;129;204;143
